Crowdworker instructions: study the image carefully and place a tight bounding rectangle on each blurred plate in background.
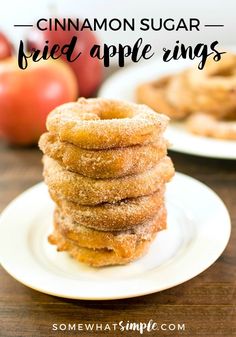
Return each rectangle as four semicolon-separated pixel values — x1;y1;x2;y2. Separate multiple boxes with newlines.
99;57;236;160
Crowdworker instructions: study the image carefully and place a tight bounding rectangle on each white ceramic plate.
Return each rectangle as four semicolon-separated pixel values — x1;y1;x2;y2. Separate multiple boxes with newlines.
0;173;230;300
99;58;236;159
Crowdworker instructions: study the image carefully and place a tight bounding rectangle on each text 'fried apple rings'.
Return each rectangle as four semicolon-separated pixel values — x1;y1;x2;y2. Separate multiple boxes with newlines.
43;155;174;205
136;75;188;119
48;228;157;267
46;97;169;149
39;132;168;179
186;113;236;140
50;188;165;231
52;207;166;259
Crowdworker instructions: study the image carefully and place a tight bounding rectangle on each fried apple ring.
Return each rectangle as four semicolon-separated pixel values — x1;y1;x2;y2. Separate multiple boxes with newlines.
39;132;168;178
48;228;156;267
136;75;188;119
51;207;166;258
50;188;165;231
43;155;174;205
186;113;236;140
46;97;169;149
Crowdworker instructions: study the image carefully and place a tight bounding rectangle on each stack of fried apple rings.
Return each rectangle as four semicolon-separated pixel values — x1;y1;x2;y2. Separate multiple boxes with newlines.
39;98;174;267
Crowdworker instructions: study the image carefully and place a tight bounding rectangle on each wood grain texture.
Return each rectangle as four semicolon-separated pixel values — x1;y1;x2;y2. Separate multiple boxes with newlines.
0;143;235;337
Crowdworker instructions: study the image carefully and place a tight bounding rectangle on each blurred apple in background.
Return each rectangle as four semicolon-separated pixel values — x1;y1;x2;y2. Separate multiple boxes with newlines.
26;19;103;97
0;32;13;60
0;57;78;145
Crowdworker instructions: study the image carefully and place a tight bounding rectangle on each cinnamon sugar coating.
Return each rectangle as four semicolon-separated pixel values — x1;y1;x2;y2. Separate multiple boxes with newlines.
43;155;174;205
50;188;165;231
39;132;168;179
50;206;166;259
46;97;169;149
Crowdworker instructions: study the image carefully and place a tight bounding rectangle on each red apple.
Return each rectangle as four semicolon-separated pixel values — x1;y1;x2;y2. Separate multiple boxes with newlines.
0;57;78;145
26;19;103;97
0;32;13;60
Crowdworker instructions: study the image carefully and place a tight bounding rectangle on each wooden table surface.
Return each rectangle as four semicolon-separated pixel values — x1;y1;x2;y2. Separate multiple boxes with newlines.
0;143;235;337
